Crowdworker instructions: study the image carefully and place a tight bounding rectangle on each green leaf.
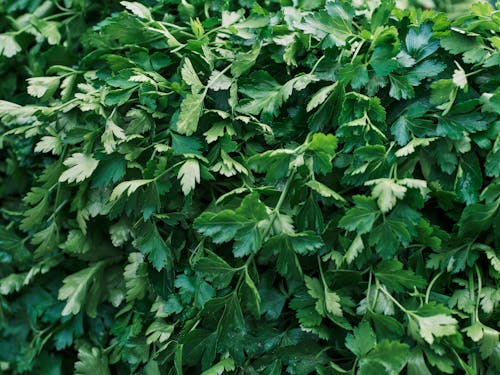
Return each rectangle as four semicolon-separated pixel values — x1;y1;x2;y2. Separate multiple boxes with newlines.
369;220;411;258
244;270;261;318
287;232;324;255
121;1;152;19
375;260;426;292
200;358;235;375
0;33;21;57
74;347;110;375
59;153;99;184
92;156;127;188
305;275;343;318
133;222;172;270
365;178;407;213
455;153;483;204
306;83;338;112
405;24;439;62
178;159;200;195
389;74;414;100
339;195;379;234
308;133;338;174
359;340;409;374
181;58;204;93
338;58;369;90
195;250;236;288
27;76;60;99
60;230;90;254
409;304;458;345
458;200;499;237
58;262;106;316
407;349;432;375
195;211;248;244
30;17;61;45
440;32;479;54
124;252;148;301
346;320;376;357
0;225;31;263
301;4;353;47
176;93;204;136
238;71;284;120
231;43;261;77
232;225;262;257
110;179;154;201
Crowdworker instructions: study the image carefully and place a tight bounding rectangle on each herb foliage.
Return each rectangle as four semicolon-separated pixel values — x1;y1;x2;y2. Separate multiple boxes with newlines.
0;0;499;374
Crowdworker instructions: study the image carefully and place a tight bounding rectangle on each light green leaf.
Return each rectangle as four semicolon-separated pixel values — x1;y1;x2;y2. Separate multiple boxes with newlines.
244;270;261;318
59;153;99;184
110;179;154;201
306;180;345;202
178;159;200;195
124;252;148;301
58;262;106;316
411;309;458;344
176;93;204;136
208;70;232;91
27;76;60;99
200;358;235;375
0;33;21;57
30;17;61;45
306;83;338;112
344;234;364;264
231;43;261;77
324;288;342;317
181;58;204;93
146;320;175;344
34;136;62;155
121;1;152;20
365;178;407;213
395;138;437;157
452;64;467;89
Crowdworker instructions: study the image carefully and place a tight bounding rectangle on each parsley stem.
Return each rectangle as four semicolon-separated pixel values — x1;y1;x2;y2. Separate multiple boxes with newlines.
235;167;297;291
474;264;482;322
377;281;411;315
424;271;443;304
468;269;475;321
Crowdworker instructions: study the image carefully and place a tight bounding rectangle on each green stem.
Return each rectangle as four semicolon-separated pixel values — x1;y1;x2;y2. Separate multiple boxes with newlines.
235;167;297;290
311;56;325;74
366;270;373;311
377;281;411;315
317;256;328;287
425;271;444;304
474;264;482;323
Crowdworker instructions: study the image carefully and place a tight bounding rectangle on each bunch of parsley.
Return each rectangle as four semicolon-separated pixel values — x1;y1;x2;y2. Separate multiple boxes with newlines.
0;0;499;374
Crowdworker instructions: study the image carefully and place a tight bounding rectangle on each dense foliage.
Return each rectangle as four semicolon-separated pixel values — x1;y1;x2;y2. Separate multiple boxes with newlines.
1;0;499;374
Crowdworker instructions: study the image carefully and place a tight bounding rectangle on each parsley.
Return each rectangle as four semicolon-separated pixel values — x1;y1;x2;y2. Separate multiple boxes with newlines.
0;0;499;374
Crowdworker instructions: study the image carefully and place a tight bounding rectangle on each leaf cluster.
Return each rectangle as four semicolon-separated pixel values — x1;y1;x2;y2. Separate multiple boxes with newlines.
0;0;499;374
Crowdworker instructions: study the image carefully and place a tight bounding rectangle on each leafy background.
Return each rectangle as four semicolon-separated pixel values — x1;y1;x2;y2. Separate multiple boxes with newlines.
0;0;499;374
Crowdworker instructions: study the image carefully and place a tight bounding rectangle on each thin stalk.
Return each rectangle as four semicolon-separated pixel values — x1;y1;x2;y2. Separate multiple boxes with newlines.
425;271;444;303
